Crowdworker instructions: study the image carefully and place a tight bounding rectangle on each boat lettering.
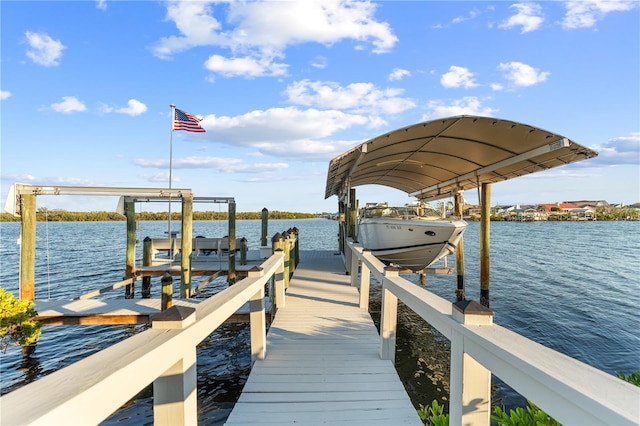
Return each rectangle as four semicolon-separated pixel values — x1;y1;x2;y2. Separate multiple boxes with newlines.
386;225;402;230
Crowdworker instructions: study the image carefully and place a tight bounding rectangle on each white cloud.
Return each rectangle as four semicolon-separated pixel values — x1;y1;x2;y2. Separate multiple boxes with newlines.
116;99;147;116
25;31;66;66
311;56;328;69
50;96;87;113
204;54;288;78
490;83;504;91
134;156;289;174
0;91;11;100
423;96;497;120
388;68;410;81
562;0;638;29
152;0;397;78
499;3;544;33
285;80;416;114
96;0;107;11
440;66;478;88
498;62;550;87
589;132;640;165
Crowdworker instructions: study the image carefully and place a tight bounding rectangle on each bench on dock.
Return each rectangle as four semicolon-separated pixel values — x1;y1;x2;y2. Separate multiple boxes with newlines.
149;237;245;260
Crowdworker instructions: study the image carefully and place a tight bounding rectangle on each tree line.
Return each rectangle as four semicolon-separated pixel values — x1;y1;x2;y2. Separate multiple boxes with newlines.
0;209;317;222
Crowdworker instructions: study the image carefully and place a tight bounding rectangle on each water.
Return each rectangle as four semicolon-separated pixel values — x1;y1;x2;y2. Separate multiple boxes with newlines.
1;219;638;422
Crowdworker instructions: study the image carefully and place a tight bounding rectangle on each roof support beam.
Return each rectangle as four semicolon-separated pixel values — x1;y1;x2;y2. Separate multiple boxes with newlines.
409;138;570;199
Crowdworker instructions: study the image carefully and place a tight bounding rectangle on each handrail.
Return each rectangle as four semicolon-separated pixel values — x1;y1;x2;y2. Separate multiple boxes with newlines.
346;239;639;425
0;252;285;426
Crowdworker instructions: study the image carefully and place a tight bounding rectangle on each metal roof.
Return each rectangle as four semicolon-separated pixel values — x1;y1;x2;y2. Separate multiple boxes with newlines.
325;115;598;201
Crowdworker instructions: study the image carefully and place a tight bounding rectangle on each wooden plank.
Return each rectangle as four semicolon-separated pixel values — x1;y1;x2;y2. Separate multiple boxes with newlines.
226;250;421;425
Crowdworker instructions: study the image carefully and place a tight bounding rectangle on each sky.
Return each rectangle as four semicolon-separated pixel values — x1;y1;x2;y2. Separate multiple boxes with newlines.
1;0;639;214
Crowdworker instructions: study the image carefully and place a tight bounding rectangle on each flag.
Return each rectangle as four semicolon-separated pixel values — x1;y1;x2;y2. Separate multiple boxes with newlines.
173;108;206;132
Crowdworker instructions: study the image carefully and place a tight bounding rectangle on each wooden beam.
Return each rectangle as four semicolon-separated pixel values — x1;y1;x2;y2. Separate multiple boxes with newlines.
19;194;36;301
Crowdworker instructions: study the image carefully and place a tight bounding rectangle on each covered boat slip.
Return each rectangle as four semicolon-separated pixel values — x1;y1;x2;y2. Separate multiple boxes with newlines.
325;115;597;202
225;250;422;425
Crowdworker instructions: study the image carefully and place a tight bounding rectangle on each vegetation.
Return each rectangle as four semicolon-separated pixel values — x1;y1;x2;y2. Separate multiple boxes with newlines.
419;371;640;425
0;208;317;222
491;401;561;425
0;288;41;352
417;400;449;426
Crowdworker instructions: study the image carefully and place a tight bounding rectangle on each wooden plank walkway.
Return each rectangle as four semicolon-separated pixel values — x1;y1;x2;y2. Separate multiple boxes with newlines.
225;251;421;425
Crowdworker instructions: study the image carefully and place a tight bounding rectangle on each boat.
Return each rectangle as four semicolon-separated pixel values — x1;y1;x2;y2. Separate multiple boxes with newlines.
357;202;467;271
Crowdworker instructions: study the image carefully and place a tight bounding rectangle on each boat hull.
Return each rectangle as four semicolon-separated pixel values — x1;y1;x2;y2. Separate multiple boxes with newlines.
358;217;466;271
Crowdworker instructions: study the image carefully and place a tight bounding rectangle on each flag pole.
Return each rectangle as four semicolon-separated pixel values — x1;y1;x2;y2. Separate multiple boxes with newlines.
168;104;175;257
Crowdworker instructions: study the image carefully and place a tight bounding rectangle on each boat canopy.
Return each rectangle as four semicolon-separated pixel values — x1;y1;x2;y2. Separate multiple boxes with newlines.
325;115;598;202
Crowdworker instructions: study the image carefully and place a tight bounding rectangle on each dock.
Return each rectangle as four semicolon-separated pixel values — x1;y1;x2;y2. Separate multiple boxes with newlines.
225;250;421;425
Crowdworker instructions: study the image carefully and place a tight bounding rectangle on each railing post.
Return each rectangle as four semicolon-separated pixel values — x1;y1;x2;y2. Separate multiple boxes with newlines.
449;300;494;426
379;267;399;362
350;245;359;287
292;227;299;267
152;306;197;426
359;253;370;311
124;200;136;299
248;267;266;362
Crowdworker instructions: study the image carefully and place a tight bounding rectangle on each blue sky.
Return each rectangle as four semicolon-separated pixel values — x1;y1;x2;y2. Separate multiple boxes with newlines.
1;1;638;213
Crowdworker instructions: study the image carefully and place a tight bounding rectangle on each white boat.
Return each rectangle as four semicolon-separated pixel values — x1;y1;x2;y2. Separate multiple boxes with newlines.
357;202;467;271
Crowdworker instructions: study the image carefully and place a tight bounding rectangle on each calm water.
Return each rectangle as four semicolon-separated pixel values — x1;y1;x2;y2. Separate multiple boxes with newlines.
1;219;638;422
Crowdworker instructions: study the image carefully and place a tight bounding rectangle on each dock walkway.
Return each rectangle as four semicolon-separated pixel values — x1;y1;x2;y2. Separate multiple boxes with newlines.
225;250;421;425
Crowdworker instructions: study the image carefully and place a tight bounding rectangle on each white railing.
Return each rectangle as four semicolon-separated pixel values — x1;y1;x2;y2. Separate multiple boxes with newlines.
0;252;285;426
347;240;640;425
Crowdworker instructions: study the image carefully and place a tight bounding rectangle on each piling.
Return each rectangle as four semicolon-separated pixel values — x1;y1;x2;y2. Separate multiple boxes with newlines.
161;273;173;311
228;202;237;284
272;233;287;289
240;237;248;265
348;188;358;241
124;200;136;299
292;227;299;267
454;192;465;301
180;195;193;298
480;183;491;308
261;208;268;246
282;230;291;286
141;237;152;298
19;193;36;301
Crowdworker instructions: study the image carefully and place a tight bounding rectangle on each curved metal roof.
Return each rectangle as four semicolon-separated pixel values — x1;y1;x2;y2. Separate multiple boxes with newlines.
325;115;598;201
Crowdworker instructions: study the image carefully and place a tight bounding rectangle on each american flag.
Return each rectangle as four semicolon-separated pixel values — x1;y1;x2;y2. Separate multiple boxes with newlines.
173;108;206;132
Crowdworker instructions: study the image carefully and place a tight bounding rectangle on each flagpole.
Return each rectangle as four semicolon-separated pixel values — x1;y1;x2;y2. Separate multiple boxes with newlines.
168;104;175;256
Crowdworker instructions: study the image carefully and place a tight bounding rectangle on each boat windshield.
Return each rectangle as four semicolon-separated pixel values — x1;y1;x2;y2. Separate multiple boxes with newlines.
361;204;442;219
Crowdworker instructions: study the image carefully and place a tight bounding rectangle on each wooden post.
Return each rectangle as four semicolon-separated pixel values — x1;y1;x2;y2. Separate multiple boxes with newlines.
161;273;173;311
282;230;291;288
273;249;286;310
180;195;193;298
248;267;266;362
380;267;399;363
359;258;370;311
480;183;491;308
240;237;248;265
338;200;345;254
348;188;357;241
19;194;36;301
124;200;136;299
142;237;152;298
286;229;296;274
261;208;268;246
228;201;236;284
152;306;197;425
272;233;286;301
455;192;466;301
292;227;299;267
450;300;494;425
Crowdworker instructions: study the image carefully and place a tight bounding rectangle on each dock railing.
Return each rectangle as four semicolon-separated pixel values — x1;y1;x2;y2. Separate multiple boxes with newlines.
347;239;639;425
0;252;285;426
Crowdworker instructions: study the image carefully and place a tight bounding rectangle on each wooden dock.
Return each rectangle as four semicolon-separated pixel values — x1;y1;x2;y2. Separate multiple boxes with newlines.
225;250;422;425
